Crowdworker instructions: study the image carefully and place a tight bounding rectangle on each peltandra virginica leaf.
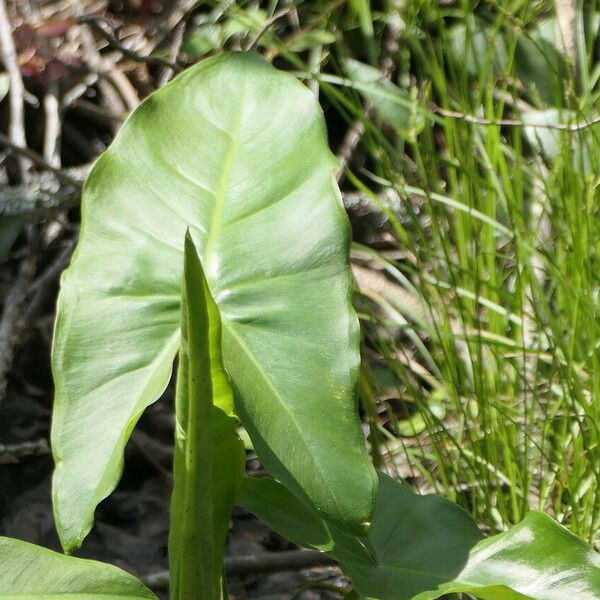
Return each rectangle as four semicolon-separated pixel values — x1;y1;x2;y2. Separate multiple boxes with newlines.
0;536;158;599
169;233;245;600
51;51;377;551
239;474;600;600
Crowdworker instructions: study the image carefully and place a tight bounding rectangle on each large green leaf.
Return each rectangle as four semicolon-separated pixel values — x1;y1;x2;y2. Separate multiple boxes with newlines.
168;233;244;600
0;536;158;599
238;474;600;600
412;512;600;600
51;51;377;551
354;476;600;600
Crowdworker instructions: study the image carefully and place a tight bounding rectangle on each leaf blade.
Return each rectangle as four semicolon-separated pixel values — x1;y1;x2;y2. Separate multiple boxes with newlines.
237;476;335;553
353;476;600;599
239;474;600;600
52;51;376;549
0;537;158;600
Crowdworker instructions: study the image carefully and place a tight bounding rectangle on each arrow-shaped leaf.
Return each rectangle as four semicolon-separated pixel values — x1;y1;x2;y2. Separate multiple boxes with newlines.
51;51;377;551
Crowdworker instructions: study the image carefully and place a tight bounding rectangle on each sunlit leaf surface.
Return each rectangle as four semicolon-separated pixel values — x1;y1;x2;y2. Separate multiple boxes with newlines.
52;52;376;551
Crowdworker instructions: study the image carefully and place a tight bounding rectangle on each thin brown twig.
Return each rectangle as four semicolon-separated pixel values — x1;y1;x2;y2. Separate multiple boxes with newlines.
76;15;182;73
157;22;185;87
143;550;337;589
245;8;293;52
0;255;36;405
24;239;76;323
106;66;139;112
142;0;198;55
430;104;600;132
285;0;301;32
0;0;37;406
0;133;81;187
70;99;124;127
71;0;125;124
335;109;372;181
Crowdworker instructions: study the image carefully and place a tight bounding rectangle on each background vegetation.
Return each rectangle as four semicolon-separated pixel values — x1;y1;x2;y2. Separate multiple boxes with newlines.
1;0;600;594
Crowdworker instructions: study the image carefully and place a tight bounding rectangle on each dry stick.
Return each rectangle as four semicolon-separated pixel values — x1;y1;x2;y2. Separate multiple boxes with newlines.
74;12;157;112
106;66;139;113
0;133;81;186
284;0;302;32
0;256;37;406
61;6;101;108
492;87;533;114
24;238;75;324
430;104;600;132
245;8;293;52
70;99;124;127
76;15;182;74
27;239;75;299
0;0;37;406
147;0;198;87
142;0;199;55
0;438;50;464
71;1;127;129
0;0;30;182
43;87;61;168
335;109;371;180
157;22;186;88
143;550;337;590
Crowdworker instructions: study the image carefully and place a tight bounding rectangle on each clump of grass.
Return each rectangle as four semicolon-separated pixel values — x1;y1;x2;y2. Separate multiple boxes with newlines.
347;0;600;542
197;0;600;543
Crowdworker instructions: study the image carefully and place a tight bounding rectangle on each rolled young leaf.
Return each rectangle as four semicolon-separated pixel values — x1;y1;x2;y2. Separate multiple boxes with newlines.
169;233;245;600
0;536;158;600
51;51;377;551
238;474;600;600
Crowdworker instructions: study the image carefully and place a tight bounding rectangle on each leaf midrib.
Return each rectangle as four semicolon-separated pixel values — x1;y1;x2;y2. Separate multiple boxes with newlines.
202;83;245;274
